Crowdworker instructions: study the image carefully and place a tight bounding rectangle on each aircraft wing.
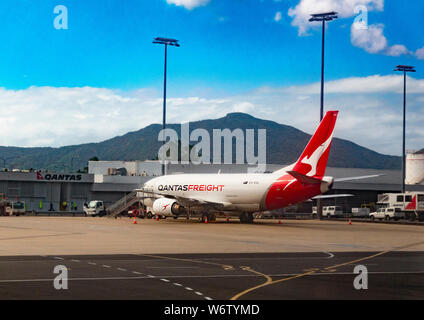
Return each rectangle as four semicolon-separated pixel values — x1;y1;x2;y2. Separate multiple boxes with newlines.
312;194;354;200
334;174;384;182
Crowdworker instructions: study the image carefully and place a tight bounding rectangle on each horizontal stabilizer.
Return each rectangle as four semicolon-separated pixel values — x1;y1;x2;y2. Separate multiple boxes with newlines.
334;174;384;182
287;171;321;185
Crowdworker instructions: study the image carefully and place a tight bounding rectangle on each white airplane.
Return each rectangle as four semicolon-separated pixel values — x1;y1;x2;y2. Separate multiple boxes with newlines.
138;111;379;223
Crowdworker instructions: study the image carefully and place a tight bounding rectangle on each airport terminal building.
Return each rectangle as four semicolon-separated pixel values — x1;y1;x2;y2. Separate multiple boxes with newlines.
0;158;423;213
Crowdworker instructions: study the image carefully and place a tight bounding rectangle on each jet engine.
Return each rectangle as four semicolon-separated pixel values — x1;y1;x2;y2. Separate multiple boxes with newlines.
152;198;186;216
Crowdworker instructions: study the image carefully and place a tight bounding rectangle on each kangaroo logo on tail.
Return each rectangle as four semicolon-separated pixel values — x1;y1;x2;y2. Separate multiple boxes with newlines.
293;111;338;179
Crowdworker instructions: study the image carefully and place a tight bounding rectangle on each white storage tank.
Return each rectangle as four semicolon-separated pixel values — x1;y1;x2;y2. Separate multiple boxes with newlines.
406;150;424;185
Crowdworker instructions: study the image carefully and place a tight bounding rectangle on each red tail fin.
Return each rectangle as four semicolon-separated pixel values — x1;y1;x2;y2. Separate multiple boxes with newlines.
292;111;338;179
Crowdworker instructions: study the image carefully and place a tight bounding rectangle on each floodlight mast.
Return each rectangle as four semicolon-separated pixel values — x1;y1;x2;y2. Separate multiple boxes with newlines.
394;65;416;193
309;12;337;220
309;12;338;121
153;37;180;176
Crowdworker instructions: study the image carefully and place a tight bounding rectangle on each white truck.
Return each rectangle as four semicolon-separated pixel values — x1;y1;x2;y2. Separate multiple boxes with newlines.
369;207;403;221
5;201;25;216
83;200;107;217
377;192;424;221
351;207;370;218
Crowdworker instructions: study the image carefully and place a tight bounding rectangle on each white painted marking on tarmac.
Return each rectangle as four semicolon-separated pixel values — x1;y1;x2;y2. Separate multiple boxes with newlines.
44;257;215;301
324;252;335;259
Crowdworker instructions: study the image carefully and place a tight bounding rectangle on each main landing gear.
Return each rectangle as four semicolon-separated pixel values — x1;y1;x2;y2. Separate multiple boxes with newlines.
201;212;216;223
239;212;254;224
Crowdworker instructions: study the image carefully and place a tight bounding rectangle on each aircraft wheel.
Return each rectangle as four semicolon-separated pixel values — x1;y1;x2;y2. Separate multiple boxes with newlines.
208;213;216;222
239;212;254;224
239;212;246;223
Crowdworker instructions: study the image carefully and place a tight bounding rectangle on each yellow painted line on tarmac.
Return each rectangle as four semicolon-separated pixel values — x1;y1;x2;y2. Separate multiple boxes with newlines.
322;250;390;271
230;240;424;300
231;268;315;300
230;266;273;301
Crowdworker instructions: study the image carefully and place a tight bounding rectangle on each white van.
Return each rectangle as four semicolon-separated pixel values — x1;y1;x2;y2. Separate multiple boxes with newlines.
370;207;403;221
322;206;344;218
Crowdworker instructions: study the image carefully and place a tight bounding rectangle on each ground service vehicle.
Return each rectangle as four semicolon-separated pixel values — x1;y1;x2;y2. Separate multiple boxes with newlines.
322;206;344;218
370;207;403;221
377;193;424;221
351;207;370;218
5;201;25;216
83;200;107;217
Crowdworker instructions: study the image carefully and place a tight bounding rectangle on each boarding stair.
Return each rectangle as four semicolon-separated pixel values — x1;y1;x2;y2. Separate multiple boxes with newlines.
106;190;140;218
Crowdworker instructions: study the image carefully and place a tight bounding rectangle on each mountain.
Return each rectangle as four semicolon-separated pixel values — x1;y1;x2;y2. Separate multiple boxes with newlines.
0;112;401;171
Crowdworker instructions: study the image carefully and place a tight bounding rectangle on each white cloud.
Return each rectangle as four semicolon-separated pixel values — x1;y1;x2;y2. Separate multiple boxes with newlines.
385;44;410;57
351;22;410;56
232;102;255;113
289;1;412;59
0;75;423;155
166;0;210;10
274;11;282;23
416;47;424;60
260;75;424;95
288;0;384;35
351;22;387;54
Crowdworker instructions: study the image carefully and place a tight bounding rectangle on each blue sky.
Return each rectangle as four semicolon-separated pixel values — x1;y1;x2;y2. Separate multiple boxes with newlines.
1;0;422;91
0;0;423;155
